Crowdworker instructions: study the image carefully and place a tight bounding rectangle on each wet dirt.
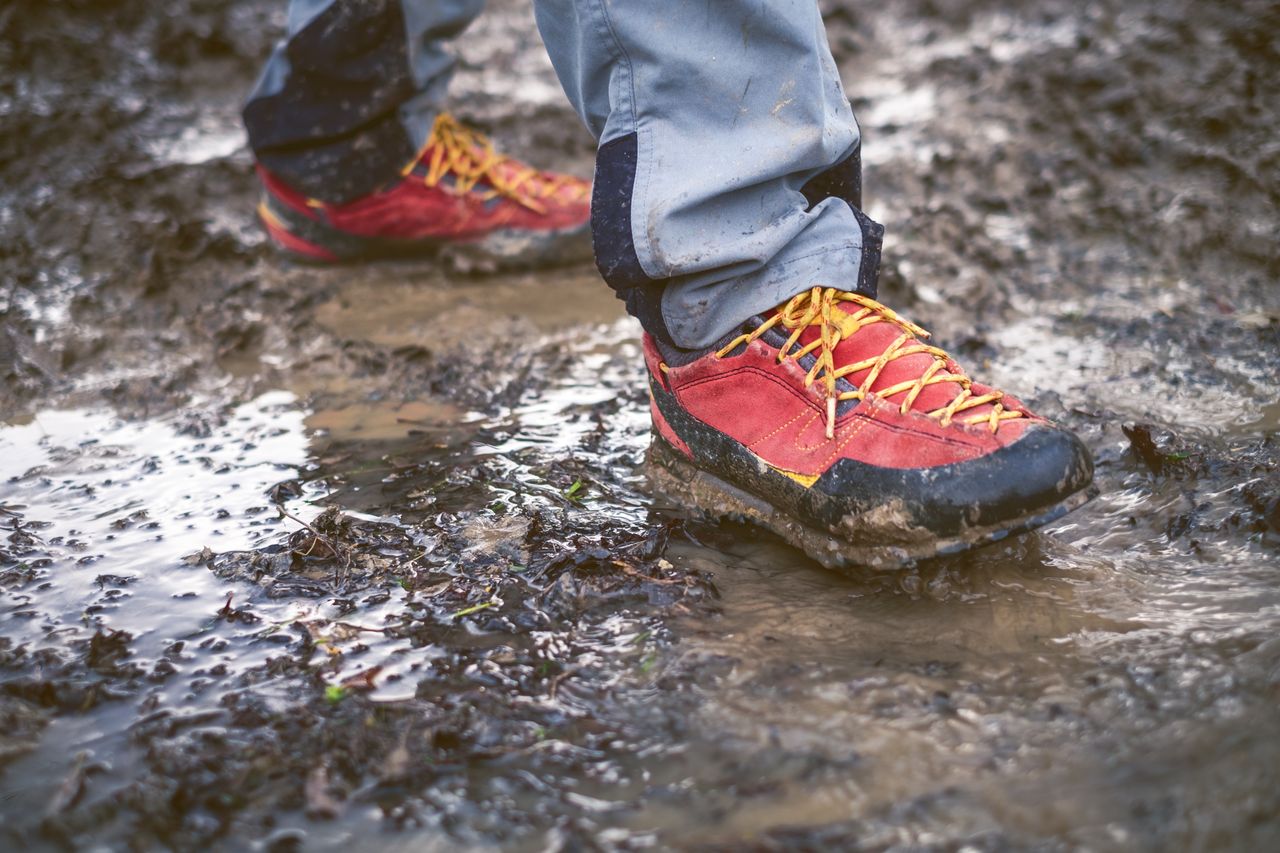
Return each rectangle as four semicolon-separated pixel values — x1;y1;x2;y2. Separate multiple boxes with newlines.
2;0;1278;849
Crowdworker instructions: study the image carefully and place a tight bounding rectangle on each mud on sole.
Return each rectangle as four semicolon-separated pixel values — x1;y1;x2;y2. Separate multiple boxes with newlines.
645;434;1097;572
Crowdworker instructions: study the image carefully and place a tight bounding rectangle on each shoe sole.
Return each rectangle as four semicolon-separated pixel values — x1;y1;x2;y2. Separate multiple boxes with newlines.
645;433;1097;571
257;192;593;272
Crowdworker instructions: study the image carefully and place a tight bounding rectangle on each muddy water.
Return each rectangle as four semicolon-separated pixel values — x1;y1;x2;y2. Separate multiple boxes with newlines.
3;0;1280;849
4;264;1278;849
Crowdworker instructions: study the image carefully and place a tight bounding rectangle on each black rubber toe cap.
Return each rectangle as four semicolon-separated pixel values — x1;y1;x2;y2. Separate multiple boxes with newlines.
811;423;1095;537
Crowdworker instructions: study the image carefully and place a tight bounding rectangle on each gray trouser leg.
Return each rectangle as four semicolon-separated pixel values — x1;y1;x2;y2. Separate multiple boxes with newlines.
534;0;880;348
244;0;485;203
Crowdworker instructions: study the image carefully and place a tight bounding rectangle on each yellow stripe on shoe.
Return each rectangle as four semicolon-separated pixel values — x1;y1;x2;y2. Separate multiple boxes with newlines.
768;465;820;488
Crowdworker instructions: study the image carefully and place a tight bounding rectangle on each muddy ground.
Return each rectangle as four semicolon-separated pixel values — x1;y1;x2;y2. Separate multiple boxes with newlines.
2;0;1279;849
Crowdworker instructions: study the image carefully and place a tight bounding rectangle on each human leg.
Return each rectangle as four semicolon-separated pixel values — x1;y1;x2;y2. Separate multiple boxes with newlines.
535;0;878;349
534;0;1094;567
245;0;485;204
245;0;591;267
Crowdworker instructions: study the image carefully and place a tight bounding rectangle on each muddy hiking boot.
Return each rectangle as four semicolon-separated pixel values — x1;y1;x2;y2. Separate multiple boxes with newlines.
645;286;1096;570
255;114;591;269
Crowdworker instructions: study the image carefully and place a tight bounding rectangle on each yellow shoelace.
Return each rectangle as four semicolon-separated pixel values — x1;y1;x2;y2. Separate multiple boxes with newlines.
715;287;1024;439
404;113;588;214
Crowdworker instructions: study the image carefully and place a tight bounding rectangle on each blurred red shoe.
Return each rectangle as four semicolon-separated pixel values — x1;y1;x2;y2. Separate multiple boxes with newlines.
256;113;591;269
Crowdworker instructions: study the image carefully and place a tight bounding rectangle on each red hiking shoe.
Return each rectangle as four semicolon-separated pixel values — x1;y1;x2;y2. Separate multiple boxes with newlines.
645;286;1095;569
256;113;591;269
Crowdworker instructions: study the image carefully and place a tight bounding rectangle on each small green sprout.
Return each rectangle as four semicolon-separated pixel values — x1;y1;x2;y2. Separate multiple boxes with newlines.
451;601;495;619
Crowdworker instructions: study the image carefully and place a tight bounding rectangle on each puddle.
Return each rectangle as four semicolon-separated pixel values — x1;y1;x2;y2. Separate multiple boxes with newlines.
307;399;470;444
0;393;307;658
313;266;624;352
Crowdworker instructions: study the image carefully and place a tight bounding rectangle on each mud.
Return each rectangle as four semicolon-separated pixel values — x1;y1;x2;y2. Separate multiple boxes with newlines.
2;0;1279;849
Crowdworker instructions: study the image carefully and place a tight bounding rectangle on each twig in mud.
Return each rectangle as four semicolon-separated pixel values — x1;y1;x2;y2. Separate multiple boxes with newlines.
277;507;350;571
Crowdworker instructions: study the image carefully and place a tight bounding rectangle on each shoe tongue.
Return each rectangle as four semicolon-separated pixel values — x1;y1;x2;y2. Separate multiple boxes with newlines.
782;305;982;416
